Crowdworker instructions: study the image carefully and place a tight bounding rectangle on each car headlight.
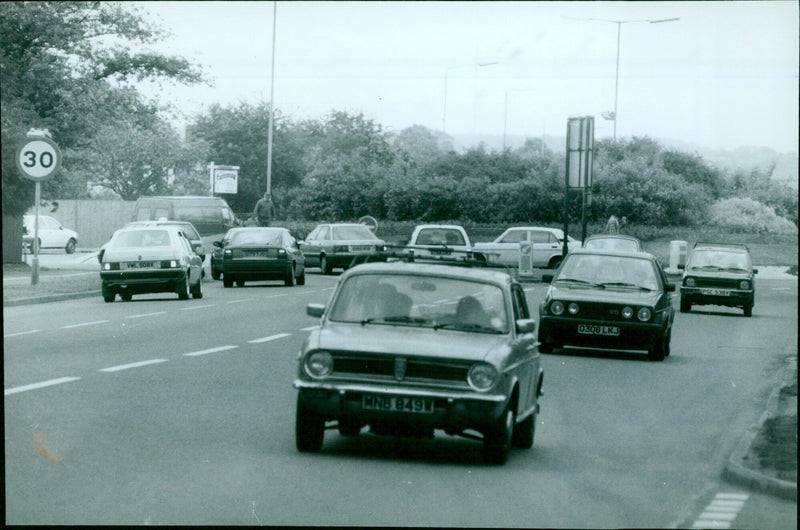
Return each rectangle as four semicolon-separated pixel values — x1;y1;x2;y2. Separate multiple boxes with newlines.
739;280;751;290
622;306;634;319
568;302;580;315
550;301;564;315
637;307;652;322
684;277;696;287
468;363;498;392
304;351;333;378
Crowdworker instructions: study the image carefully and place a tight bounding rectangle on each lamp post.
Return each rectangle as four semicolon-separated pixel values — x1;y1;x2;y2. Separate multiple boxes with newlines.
442;61;498;133
265;1;277;196
503;88;537;150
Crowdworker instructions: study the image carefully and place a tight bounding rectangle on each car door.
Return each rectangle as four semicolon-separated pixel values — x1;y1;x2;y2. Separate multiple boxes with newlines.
179;232;203;284
510;285;538;415
531;230;560;267
299;225;323;266
286;231;305;273
492;229;528;266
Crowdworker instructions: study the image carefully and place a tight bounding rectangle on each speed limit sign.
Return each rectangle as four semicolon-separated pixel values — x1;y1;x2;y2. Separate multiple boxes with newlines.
16;133;62;181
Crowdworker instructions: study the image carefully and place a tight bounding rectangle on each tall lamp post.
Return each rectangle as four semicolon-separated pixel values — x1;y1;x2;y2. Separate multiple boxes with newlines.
265;1;277;196
567;16;679;140
442;61;498;133
503;88;537;150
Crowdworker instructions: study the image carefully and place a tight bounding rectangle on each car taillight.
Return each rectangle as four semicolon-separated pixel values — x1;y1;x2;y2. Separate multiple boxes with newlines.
277;249;286;257
160;260;179;268
102;262;120;271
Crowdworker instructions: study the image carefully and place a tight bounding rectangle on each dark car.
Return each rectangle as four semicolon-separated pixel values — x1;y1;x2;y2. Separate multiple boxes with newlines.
215;227;305;287
299;223;386;274
294;260;543;464
582;234;643;252
679;242;757;316
538;249;676;361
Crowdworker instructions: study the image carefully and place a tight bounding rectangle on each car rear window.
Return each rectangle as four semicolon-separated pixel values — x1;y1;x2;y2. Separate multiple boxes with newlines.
416;229;465;246
332;225;377;240
230;229;284;246
111;229;172;248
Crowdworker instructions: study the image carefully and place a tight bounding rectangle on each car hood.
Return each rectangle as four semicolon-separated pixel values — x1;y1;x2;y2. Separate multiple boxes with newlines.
310;322;508;362
683;269;753;280
102;247;182;261
547;284;663;305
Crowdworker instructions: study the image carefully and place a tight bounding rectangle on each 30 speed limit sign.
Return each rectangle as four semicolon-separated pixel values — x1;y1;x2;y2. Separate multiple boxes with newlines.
16;135;62;181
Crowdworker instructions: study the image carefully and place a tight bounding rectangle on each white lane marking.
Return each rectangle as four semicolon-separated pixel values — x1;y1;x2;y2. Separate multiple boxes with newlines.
692;493;748;529
772;287;791;291
183;345;239;357
99;359;168;372
126;311;167;319
226;298;252;304
180;304;215;311
5;377;81;395
61;320;109;329
4;329;42;338
300;326;318;331
248;333;292;344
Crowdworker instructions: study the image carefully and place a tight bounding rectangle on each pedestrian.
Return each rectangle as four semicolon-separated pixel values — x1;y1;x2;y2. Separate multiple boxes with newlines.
606;215;620;234
253;192;275;227
620;216;628;233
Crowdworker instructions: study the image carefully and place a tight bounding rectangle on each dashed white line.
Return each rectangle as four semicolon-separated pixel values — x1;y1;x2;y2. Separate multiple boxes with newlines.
4;329;41;338
300;326;318;331
126;311;167;319
226;298;252;304
180;304;215;311
5;377;81;396
692;492;748;529
61;320;109;329
99;359;168;372
183;345;239;357
248;333;292;344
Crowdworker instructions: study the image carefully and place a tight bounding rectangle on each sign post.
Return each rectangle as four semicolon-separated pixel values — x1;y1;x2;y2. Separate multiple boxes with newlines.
208;162;240;195
15;129;62;285
563;116;595;253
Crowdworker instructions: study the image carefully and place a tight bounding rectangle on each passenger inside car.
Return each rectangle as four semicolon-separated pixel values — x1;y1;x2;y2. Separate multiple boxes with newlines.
372;283;412;319
455;296;491;328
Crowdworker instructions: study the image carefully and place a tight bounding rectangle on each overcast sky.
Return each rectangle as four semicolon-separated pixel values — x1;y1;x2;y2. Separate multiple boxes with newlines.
132;1;799;153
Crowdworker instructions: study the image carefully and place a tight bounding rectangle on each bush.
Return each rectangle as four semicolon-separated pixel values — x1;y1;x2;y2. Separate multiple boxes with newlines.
709;198;798;234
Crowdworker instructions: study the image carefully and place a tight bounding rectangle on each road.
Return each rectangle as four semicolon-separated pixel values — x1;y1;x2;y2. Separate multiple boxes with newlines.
4;272;797;526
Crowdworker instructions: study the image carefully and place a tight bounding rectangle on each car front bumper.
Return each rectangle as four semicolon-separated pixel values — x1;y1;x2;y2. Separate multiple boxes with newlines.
680;287;754;308
538;315;664;351
100;269;187;294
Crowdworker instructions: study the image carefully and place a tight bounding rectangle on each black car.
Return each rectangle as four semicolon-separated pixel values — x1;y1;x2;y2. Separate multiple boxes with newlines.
215;227;305;287
538;249;676;362
679;242;757;316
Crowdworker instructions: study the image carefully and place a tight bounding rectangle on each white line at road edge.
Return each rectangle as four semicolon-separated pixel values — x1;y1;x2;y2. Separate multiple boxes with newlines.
99;359;168;372
248;333;292;344
180;304;215;311
5;377;81;395
61;320;109;329
4;329;42;338
183;345;239;357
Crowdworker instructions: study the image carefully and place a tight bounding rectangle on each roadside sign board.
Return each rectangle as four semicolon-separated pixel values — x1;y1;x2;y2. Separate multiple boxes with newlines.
566;116;594;188
209;163;239;194
16;135;62;181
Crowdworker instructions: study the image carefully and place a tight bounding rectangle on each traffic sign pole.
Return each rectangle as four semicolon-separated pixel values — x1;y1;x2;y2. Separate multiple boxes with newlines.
32;182;41;285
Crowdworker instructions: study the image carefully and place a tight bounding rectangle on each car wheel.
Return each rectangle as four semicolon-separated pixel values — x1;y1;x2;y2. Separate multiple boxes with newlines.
338;420;361;437
664;329;672;357
103;294;115;303
483;403;514;464
680;298;691;313
296;394;325;452
223;273;233;288
297;268;306;286
320;255;333;275
120;291;132;302
648;332;666;362
548;256;562;269
177;274;190;300
285;264;297;287
211;268;221;281
538;341;554;354
65;238;77;254
236;278;245;287
743;304;753;317
191;276;203;299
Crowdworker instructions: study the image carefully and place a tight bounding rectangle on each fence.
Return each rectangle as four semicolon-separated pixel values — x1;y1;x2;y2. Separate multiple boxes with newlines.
24;200;136;249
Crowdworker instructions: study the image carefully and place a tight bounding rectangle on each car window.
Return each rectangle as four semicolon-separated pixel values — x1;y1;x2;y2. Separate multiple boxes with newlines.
136;208;151;221
306;226;320;240
180;224;200;240
531;231;550;243
111;229;171;248
329;274;508;333
511;286;530;319
318;226;330;241
154;208;169;220
230;229;284;246
498;230;527;244
688;249;751;271
415;228;464;246
332;225;377;240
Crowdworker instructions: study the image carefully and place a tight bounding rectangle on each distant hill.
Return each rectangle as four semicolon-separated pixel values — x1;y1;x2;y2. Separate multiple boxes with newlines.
451;134;798;189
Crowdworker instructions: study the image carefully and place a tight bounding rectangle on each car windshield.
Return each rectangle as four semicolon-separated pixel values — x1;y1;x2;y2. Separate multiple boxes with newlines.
416;228;466;246
111;229;171;248
688;249;751;271
328;273;509;333
556;254;659;290
584;238;639;251
230;229;284;246
331;225;376;240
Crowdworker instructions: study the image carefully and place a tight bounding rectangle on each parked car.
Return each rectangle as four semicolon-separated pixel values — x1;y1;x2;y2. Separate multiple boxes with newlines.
214;227;305;287
472;226;578;269
582;234;643;252
294;260;544;464
538;249;676;361
22;215;79;254
405;224;474;259
299;223;386;274
100;225;204;302
679;242;757;316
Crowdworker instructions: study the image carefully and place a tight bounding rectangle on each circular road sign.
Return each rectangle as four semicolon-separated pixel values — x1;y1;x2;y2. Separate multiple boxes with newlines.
16;136;62;181
358;215;378;231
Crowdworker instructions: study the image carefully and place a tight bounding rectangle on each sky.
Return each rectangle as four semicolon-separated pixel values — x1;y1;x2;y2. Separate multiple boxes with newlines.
131;1;799;153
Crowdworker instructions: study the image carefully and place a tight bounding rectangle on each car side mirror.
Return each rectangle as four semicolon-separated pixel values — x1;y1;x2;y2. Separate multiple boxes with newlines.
542;274;554;284
213;240;223;248
665;283;675;292
516;318;536;334
307;303;325;318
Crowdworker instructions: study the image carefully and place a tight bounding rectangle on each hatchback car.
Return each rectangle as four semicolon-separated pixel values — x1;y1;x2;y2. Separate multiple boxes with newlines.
107;220;205;261
405;224;474;259
215;227;305;287
23;215;79;254
679;242;757;316
582;234;643;252
473;226;578;269
299;223;386;274
100;226;204;302
538;249;675;361
294;261;544;464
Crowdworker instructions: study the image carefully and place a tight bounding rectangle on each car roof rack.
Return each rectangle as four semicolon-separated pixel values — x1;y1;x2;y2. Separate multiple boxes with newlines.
349;245;509;269
693;241;750;251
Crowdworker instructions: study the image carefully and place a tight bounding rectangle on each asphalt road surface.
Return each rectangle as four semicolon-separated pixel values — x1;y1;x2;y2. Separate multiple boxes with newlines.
4;272;797;527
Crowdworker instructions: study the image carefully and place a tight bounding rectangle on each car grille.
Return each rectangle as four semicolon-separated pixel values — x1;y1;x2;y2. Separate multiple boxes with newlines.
331;352;470;387
691;277;747;289
563;302;648;322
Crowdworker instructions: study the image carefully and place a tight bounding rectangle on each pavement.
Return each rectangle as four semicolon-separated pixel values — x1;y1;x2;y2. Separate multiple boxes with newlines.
3;249;798;501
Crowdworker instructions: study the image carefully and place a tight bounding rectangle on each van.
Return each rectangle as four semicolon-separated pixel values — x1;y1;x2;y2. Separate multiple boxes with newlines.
132;196;238;238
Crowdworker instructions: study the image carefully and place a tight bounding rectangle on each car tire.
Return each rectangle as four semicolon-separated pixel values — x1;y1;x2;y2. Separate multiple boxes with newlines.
548;256;562;269
483;403;514;465
648;332;666;362
320;255;333;275
223;274;233;288
120;291;132;302
296;394;325;453
664;329;672;357
211;268;221;281
191;276;203;299
338;420;361;437
538;341;554;354
743;304;752;317
680;298;691;313
297;268;306;286
236;278;245;287
285;265;297;287
177;274;190;300
511;411;535;449
103;294;115;303
65;238;77;254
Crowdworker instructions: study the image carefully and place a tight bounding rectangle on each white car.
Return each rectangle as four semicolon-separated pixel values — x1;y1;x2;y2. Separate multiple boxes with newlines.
472;227;578;269
23;215;79;254
405;224;473;259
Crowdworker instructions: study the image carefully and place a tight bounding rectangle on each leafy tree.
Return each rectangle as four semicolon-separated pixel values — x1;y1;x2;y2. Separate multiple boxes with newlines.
391;125;446;167
662;149;725;199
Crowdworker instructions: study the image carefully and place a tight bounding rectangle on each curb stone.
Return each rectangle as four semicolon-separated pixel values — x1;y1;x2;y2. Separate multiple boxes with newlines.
722;356;798;500
3;290;101;307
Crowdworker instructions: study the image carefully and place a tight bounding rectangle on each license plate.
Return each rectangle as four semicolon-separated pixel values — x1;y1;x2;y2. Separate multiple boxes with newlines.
126;261;155;269
244;250;270;257
578;324;620;336
362;394;434;414
349;246;372;252
701;288;731;296
429;248;451;255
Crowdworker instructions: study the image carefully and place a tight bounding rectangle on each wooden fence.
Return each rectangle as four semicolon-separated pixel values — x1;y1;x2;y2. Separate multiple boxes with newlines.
23;200;136;249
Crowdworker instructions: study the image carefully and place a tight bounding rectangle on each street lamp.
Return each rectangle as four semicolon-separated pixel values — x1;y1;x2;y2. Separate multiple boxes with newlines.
442;61;498;133
503;88;537;149
265;1;277;196
567;16;679;140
